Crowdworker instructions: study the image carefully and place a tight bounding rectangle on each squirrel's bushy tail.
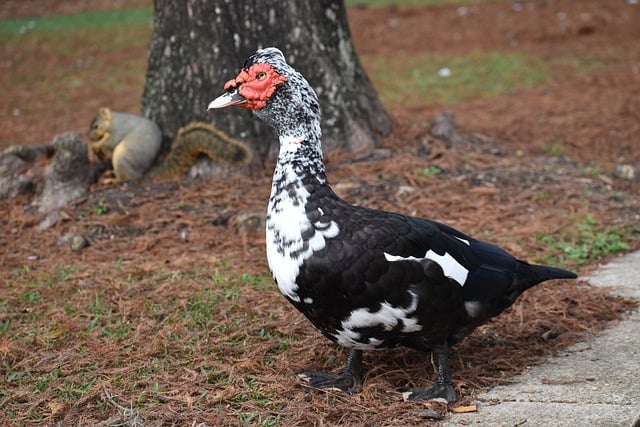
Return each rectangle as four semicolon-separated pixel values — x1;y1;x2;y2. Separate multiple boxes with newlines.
148;122;251;178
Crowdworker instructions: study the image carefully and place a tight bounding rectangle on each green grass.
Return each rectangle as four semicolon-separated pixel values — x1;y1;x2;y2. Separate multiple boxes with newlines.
1;260;286;423
544;139;567;157
0;9;152;126
416;165;442;177
536;214;631;266
552;54;606;76
0;8;153;37
366;51;551;106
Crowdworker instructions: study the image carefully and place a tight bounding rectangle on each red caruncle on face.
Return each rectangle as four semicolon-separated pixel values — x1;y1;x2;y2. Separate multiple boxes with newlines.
223;63;288;110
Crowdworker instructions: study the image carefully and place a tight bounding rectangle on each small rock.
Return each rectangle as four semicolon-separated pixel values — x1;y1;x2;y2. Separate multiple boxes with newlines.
232;210;267;233
70;234;89;251
350;148;392;162
613;164;636;181
57;232;74;246
430;110;462;146
409;398;449;420
57;232;89;250
412;408;446;420
36;210;60;231
396;186;416;198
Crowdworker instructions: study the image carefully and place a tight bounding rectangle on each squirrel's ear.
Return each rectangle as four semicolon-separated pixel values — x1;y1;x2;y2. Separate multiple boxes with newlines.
98;107;112;120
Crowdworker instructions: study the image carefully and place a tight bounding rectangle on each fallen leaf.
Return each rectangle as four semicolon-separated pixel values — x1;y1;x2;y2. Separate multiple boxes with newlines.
451;404;478;413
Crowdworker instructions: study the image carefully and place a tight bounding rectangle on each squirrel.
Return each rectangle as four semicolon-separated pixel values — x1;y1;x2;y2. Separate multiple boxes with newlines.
88;107;251;182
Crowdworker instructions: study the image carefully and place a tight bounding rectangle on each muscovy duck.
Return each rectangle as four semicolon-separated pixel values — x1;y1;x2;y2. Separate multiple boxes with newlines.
208;47;577;403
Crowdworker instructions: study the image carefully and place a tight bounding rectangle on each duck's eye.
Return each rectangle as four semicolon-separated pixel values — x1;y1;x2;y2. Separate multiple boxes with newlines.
256;72;267;80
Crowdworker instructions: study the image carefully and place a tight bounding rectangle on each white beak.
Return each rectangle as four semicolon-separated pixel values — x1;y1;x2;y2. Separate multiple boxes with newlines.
207;89;246;110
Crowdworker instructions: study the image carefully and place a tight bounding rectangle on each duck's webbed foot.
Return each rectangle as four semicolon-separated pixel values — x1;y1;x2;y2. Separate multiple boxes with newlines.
296;348;363;394
397;344;458;404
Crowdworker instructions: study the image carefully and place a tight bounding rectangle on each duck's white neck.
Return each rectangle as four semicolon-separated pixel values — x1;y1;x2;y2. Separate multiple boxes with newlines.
272;132;327;195
266;121;333;304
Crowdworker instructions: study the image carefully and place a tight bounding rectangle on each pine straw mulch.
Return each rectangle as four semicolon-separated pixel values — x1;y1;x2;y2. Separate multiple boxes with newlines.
1;118;638;426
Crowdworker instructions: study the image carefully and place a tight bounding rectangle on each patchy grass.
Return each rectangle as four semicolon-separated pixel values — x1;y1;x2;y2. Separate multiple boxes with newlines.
536;214;631;266
1;260;290;424
0;8;153;37
416;165;442;177
1;8;151;121
551;54;607;76
365;50;614;108
366;51;551;106
544;139;567;157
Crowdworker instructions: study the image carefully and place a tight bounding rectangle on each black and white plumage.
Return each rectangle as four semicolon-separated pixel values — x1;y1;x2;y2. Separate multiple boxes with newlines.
208;47;577;403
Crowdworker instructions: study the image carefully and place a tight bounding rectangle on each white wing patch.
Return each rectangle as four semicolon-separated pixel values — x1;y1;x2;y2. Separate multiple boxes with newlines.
332;291;422;350
384;250;469;286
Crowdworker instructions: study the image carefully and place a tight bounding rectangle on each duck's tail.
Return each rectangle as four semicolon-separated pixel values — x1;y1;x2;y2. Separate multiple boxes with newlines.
516;262;577;293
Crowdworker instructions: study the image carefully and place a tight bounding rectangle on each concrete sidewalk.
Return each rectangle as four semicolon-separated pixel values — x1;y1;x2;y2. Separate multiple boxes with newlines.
445;251;640;427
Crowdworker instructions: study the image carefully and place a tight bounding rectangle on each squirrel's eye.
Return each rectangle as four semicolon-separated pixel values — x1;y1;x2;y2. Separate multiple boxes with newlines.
256;72;267;80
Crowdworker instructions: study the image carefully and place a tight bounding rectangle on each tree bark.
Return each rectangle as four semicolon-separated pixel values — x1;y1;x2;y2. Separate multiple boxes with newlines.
141;0;392;160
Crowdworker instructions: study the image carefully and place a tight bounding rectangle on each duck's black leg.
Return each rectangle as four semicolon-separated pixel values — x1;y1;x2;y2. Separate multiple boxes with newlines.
398;344;458;403
296;348;363;394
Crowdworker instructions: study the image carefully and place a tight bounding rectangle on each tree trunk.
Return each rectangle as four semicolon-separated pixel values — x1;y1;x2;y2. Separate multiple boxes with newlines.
141;0;392;161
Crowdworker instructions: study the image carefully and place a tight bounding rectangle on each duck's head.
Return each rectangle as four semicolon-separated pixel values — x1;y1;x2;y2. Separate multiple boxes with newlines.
208;47;291;112
208;47;321;141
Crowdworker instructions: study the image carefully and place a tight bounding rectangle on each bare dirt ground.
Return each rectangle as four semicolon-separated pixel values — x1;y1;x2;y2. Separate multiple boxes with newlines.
1;1;639;426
